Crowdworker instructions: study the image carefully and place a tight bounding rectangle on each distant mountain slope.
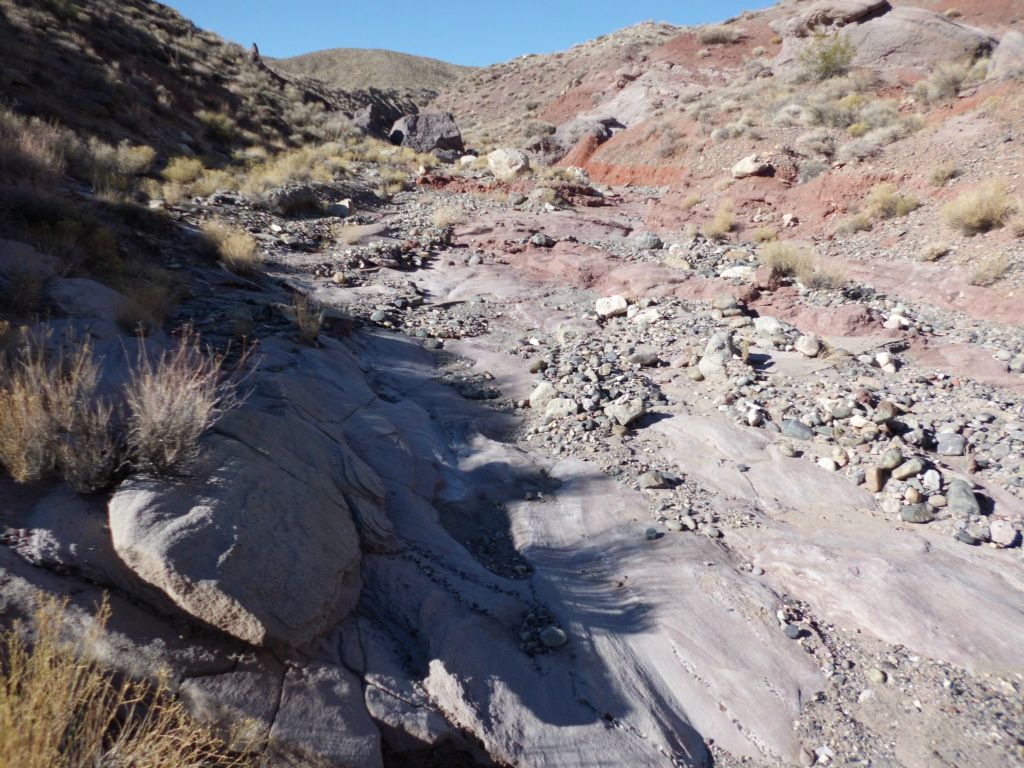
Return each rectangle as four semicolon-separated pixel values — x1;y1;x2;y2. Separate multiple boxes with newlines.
270;48;473;108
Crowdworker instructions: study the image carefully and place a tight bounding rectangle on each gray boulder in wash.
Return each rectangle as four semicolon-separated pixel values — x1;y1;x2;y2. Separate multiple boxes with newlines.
109;398;387;649
389;112;464;154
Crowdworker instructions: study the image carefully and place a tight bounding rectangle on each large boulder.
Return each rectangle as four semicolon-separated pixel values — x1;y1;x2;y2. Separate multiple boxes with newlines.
698;331;738;379
109;403;373;650
992;30;1024;79
842;7;996;69
776;0;890;37
352;102;405;138
487;148;531;181
388;112;463;155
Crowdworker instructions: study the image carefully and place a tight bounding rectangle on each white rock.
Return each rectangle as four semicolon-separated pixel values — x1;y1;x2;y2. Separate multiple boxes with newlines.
529;381;558;411
731;154;773;179
990;520;1020;548
595;295;628;317
795;334;822;358
487;148;531;181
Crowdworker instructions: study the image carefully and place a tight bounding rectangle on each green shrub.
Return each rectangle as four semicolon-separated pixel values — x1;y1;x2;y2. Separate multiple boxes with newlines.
800;35;856;81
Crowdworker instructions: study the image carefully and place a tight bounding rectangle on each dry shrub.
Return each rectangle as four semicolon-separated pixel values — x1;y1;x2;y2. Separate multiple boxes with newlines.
161;156;204;184
838;212;872;234
333;223;363;245
801;265;846;290
0;330;119;492
0;106;70;188
124;329;239;475
681;194;702;210
698;26;739;45
116;280;181;336
943;181;1016;234
929;162;960;187
0;597;254;768
863;183;919;220
750;226;777;243
292;293;325;344
920;242;951;261
201;220;261;273
758;241;813;279
703;201;736;239
431;205;466;228
238;143;347;200
969;254;1008;286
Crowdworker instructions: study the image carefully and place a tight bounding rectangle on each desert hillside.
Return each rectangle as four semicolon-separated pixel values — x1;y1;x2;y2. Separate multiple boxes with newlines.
270;47;472;107
1;1;1023;767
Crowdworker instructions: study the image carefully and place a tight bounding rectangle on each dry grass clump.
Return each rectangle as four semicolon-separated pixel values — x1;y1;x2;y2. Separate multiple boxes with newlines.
291;293;325;344
681;194;702;210
758;241;813;279
201;220;261;273
333;223;364;246
698;26;740;45
920;242;951;261
929;162;960;187
703;201;736;240
116;279;181;336
431;205;466;228
0;598;254;768
914;60;987;103
942;181;1017;234
161;156;205;184
750;226;777;243
801;265;847;290
124;329;239;476
863;183;920;220
758;241;844;288
0;107;70;188
0;330;118;493
837;213;872;235
969;253;1009;285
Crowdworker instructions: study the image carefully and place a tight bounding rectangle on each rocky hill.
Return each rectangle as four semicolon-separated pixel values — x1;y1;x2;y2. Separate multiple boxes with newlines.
270;48;472;109
1;1;1023;768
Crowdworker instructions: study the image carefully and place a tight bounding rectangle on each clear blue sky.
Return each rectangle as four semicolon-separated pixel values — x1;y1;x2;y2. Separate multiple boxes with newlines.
164;1;774;66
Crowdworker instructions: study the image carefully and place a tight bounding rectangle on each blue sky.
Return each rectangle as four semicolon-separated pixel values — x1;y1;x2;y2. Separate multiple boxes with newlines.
164;1;774;66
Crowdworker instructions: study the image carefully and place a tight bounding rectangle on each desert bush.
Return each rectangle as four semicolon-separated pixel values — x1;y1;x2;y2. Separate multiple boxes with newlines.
969;253;1008;285
124;329;239;475
915;62;970;103
943;181;1016;234
0;330;118;491
698;26;740;45
161;156;204;184
333;223;363;245
802;266;846;290
863;183;920;220
796;128;836;157
800;34;856;81
750;226;777;243
929;162;960;187
0;598;254;768
201;220;261;273
837;213;872;234
920;242;951;261
196;109;242;145
116;279;181;336
0;107;70;188
799;158;830;183
758;241;813;279
703;201;736;239
431;205;466;228
190;169;241;197
291;293;324;344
